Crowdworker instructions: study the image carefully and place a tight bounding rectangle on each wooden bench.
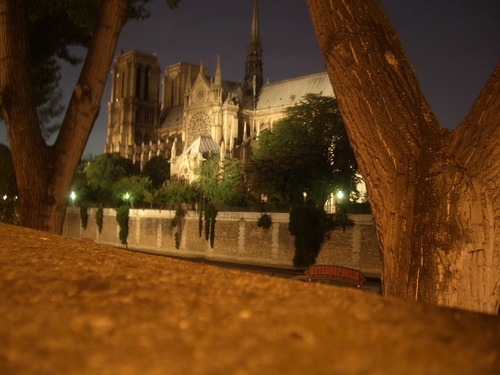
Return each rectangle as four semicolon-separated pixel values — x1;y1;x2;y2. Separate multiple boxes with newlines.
305;265;366;289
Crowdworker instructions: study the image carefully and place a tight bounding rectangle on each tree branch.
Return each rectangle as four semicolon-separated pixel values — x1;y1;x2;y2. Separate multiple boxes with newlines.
306;0;446;172
54;0;129;172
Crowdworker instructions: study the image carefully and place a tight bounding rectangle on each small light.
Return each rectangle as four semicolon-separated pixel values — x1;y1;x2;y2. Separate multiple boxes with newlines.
337;191;344;199
70;191;76;201
2;195;7;201
125;192;130;200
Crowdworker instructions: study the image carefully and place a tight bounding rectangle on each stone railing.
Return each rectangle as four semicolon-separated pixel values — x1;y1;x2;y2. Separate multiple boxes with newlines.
63;207;381;277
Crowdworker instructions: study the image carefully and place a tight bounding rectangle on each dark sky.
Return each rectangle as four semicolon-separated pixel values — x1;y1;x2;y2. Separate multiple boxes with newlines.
1;0;499;156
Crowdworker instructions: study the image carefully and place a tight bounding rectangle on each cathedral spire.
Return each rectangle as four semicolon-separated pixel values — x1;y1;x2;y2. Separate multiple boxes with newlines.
185;64;192;95
244;0;263;105
214;55;222;88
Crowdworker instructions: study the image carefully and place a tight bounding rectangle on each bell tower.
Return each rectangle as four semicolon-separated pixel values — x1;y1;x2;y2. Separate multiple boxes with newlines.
105;50;161;159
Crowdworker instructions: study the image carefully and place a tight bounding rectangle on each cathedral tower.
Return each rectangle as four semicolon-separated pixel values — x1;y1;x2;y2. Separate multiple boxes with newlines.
105;50;161;160
244;0;263;108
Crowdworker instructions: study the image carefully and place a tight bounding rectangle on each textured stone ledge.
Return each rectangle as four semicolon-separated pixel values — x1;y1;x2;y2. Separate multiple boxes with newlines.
1;223;499;374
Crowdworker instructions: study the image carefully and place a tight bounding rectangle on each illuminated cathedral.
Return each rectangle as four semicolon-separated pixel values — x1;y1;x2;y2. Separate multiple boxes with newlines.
104;0;333;181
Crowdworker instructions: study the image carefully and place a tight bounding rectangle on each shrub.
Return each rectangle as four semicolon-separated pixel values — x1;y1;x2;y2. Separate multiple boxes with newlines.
204;204;217;248
289;203;334;268
116;205;129;246
79;205;88;230
95;206;103;234
257;213;272;229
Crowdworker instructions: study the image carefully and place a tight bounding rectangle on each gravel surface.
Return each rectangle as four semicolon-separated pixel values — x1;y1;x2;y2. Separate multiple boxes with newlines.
1;222;499;374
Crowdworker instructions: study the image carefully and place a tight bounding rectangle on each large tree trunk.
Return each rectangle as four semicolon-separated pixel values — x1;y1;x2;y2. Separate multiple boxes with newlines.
307;0;500;313
0;0;129;233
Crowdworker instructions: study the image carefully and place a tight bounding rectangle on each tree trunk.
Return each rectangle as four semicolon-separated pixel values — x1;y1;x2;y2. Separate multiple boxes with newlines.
307;0;500;313
0;0;129;233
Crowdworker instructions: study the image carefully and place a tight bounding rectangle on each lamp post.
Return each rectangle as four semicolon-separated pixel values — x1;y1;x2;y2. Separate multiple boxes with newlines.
337;191;343;201
336;191;343;214
70;191;76;206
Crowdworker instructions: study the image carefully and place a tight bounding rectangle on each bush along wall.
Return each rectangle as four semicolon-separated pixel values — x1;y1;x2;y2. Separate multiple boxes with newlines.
289;203;335;268
116;205;129;246
79;205;88;230
172;208;185;249
204;204;218;248
95;206;104;234
257;213;272;229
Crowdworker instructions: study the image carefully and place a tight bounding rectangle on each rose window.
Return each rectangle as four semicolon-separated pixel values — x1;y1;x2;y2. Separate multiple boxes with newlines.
187;112;211;146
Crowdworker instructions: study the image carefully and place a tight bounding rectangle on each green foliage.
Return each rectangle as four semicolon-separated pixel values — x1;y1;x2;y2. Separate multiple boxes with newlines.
85;153;135;205
70;172;94;206
114;175;152;207
289;203;335;268
95;206;103;234
197;157;245;207
79;205;88;229
257;213;272;229
86;153;134;190
158;180;198;209
142;156;170;189
116;205;130;246
247;94;359;208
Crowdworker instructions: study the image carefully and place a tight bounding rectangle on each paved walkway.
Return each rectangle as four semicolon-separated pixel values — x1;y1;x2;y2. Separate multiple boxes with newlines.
1;223;499;374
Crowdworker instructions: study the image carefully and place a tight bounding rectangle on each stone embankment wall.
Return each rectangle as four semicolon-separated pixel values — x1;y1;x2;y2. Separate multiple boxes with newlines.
63;207;381;277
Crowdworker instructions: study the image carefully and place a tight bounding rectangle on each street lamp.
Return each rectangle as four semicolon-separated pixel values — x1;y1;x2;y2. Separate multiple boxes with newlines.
336;191;344;214
70;191;76;205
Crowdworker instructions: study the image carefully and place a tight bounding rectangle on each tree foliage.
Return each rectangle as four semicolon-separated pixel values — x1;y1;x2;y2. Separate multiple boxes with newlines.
157;180;198;209
114;175;152;207
143;156;170;189
197;157;245;207
247;94;358;208
289;203;334;268
84;153;134;204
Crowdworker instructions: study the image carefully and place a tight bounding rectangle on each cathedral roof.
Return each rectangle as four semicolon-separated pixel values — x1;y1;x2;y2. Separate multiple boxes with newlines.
256;72;334;110
185;135;220;156
160;106;184;129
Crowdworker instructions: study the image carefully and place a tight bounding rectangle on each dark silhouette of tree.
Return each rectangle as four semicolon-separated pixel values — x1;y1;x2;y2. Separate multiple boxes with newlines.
247;94;358;208
143;156;170;189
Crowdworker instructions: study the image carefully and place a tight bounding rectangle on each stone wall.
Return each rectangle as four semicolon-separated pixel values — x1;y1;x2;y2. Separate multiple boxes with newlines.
63;207;381;277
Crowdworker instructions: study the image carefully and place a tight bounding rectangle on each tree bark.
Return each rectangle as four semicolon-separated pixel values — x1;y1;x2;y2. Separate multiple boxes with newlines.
307;0;500;313
0;0;129;234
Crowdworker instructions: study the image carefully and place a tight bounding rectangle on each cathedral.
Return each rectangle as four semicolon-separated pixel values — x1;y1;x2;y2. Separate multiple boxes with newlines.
104;0;333;181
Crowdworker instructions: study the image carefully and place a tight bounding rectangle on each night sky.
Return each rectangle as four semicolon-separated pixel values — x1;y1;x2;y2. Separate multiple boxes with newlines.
1;0;499;156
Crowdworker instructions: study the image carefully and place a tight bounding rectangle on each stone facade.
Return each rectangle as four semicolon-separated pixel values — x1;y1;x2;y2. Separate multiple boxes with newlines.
63;207;381;278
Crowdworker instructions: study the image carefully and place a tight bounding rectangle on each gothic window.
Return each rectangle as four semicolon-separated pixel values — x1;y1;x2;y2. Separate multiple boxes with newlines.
187;112;211;146
135;66;141;99
120;71;124;98
170;79;175;107
135;132;142;145
144;67;149;101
